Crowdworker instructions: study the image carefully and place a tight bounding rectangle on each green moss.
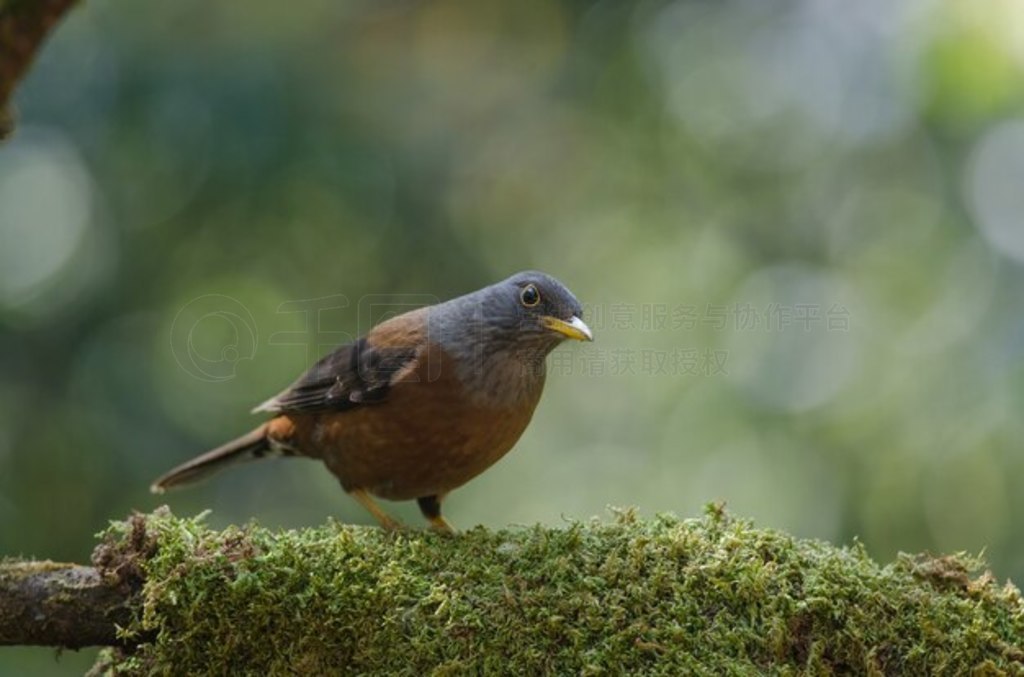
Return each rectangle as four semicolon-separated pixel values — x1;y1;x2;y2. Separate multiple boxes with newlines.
90;507;1024;675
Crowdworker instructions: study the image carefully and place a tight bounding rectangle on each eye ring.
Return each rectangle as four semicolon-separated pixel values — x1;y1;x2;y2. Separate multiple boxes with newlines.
520;284;540;307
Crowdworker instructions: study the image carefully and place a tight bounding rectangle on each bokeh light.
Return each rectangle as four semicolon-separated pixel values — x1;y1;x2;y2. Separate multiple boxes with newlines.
967;120;1024;263
0;129;93;313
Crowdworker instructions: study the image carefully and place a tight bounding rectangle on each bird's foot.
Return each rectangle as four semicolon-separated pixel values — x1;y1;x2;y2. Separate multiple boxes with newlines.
426;515;457;534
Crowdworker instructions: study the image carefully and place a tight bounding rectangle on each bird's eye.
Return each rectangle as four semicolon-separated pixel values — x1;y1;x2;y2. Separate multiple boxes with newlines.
520;284;540;307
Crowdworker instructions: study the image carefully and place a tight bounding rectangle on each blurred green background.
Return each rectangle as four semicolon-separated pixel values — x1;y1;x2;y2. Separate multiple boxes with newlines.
4;0;1024;671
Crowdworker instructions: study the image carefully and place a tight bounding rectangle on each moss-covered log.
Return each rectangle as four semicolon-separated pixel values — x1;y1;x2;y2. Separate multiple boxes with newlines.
1;508;1022;672
0;0;81;139
64;507;1023;674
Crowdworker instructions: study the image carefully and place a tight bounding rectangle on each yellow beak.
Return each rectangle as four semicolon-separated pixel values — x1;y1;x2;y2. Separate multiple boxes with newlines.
540;315;594;342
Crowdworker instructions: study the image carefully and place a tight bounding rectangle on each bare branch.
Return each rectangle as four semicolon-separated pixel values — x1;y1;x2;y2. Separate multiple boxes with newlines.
0;560;136;648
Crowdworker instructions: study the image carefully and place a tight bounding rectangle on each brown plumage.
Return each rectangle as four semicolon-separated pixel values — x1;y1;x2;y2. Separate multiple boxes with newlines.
152;271;592;531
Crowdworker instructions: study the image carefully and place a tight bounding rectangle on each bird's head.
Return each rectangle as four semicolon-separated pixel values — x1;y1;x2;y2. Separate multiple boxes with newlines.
432;270;593;359
500;271;592;346
429;271;592;401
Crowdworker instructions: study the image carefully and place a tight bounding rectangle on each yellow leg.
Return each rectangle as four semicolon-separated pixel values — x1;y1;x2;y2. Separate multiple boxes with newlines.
350;489;403;530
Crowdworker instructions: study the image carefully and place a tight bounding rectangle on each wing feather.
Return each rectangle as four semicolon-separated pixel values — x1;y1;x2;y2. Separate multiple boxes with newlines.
252;309;427;415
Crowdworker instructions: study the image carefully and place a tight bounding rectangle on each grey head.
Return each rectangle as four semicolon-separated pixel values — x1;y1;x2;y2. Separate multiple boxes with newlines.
431;270;592;352
428;271;593;404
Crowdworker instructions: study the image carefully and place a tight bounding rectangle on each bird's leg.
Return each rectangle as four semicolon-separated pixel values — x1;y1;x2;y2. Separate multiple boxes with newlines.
417;494;456;533
349;489;403;530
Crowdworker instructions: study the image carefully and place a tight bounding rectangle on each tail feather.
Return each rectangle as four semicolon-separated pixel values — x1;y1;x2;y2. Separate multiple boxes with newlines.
151;424;273;494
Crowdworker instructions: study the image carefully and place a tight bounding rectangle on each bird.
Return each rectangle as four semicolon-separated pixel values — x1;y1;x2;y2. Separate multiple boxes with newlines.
151;271;593;532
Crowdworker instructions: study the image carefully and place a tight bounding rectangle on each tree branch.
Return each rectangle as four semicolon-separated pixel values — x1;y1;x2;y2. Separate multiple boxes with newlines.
0;561;135;648
0;0;82;139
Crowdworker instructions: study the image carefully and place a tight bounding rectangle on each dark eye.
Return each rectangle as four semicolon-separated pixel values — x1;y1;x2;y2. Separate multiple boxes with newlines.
520;284;540;307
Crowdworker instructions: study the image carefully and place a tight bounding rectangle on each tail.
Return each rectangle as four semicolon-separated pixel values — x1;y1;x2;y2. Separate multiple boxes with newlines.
151;423;273;494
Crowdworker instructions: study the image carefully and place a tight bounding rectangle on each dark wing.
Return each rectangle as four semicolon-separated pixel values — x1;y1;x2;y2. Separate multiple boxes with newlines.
252;336;420;415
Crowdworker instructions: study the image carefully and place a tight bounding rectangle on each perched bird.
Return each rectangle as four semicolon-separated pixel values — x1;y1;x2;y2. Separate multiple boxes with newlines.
152;271;592;532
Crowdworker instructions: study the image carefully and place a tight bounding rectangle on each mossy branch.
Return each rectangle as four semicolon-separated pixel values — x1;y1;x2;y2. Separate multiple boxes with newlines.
0;0;81;139
2;507;1023;674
